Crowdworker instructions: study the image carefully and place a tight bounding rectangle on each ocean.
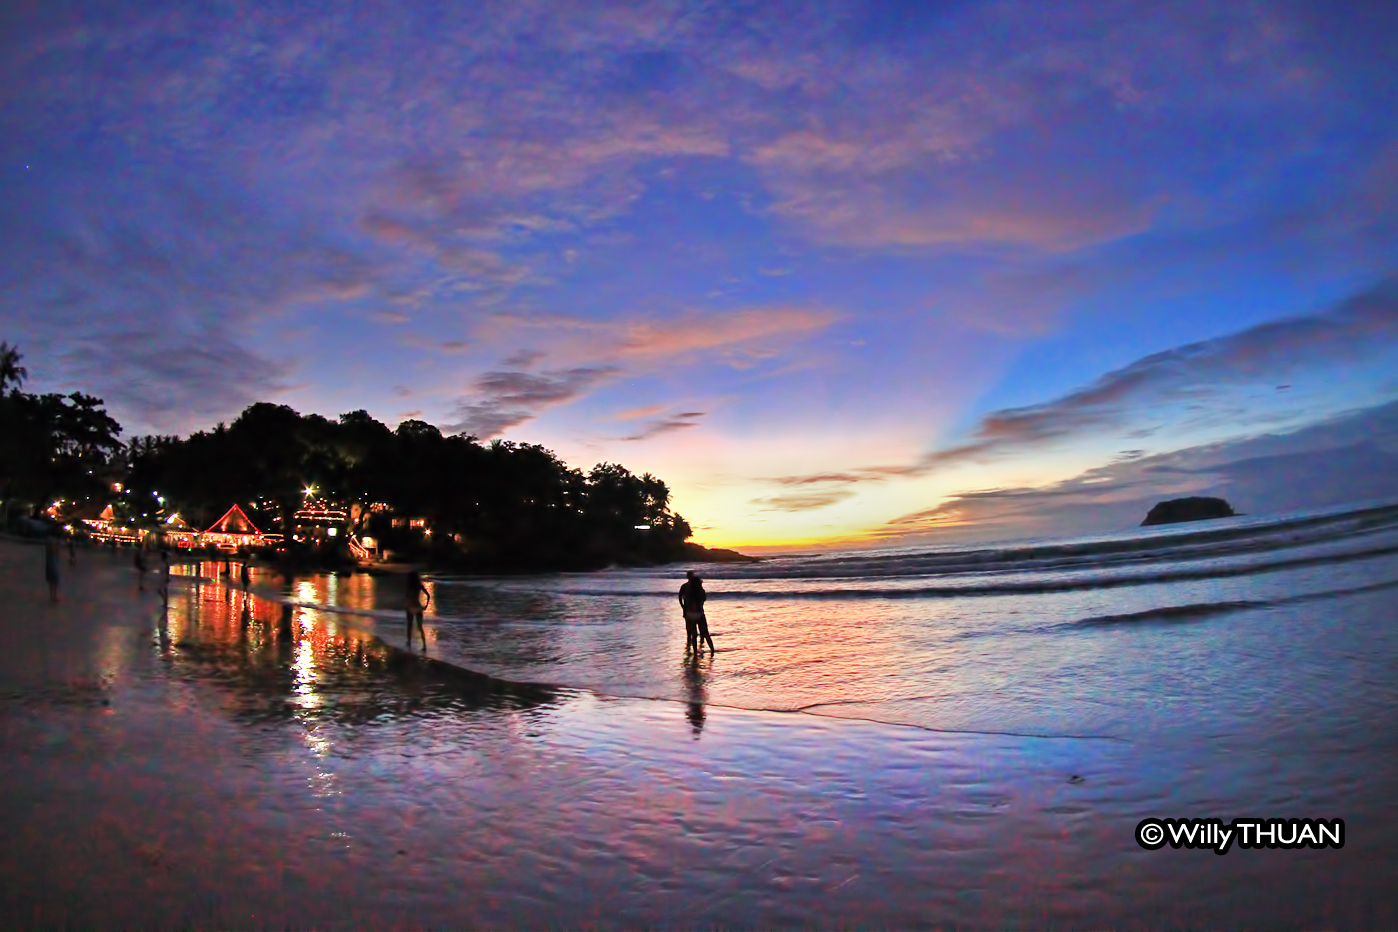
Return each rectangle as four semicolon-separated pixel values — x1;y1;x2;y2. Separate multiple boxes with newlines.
262;499;1398;744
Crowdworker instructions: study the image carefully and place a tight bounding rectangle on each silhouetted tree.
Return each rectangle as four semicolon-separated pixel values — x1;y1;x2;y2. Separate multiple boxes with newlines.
0;342;26;396
0;386;122;519
3;365;700;568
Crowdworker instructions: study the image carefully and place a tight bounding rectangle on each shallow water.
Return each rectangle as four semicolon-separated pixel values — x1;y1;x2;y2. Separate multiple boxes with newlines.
190;501;1398;744
4;503;1398;928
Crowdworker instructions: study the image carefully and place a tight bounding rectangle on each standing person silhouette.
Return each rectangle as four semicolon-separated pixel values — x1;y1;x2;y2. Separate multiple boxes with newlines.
240;559;251;592
67;537;77;568
678;570;714;654
404;570;430;650
44;535;61;602
134;545;148;591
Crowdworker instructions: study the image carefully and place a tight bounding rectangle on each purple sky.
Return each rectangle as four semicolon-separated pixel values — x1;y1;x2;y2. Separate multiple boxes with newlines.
3;0;1398;548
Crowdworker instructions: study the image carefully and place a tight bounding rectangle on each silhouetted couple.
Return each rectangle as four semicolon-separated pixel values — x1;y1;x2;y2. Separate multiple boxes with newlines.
679;570;714;654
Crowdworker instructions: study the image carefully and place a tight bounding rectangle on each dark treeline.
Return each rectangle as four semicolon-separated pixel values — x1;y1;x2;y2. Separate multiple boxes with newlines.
1;342;124;522
1;342;710;570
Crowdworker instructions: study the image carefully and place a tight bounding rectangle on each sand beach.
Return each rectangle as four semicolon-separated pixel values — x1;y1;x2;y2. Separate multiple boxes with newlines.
2;537;1397;929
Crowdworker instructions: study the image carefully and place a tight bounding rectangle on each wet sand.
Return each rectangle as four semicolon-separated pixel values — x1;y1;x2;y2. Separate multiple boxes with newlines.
2;540;1397;929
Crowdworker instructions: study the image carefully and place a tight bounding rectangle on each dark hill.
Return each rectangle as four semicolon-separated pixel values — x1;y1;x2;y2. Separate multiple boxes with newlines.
1141;496;1238;526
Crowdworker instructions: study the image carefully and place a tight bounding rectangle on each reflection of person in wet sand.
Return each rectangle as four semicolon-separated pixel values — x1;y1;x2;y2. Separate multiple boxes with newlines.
134;546;148;591
405;570;430;650
158;550;172;606
678;570;714;654
684;654;708;736
44;535;62;602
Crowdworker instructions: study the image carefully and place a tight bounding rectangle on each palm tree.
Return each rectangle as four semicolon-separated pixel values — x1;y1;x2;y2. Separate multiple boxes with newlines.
0;341;26;395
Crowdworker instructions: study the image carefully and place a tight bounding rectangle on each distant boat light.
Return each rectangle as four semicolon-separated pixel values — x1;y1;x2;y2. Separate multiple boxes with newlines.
634;525;651;530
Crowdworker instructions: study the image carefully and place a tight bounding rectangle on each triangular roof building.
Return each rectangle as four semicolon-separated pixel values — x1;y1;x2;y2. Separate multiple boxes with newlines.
206;504;261;536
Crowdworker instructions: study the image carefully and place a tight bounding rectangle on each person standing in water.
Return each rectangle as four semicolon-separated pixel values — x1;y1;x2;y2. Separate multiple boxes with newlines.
404;570;430;650
678;570;714;654
44;535;62;602
134;545;148;592
240;558;251;592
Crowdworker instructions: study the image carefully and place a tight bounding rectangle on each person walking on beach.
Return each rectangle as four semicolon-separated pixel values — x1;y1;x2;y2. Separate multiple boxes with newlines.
678;570;714;654
44;535;62;602
405;570;430;650
134;545;148;591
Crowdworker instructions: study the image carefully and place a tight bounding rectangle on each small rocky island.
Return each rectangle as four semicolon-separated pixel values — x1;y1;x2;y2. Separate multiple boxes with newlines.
1141;496;1238;526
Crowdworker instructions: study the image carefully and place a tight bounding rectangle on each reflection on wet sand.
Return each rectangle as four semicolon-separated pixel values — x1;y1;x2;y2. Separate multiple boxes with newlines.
159;569;564;728
5;544;1398;929
684;655;708;737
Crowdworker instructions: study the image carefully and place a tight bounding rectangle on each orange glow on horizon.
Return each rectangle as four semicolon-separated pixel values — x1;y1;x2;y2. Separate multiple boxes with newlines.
694;514;977;554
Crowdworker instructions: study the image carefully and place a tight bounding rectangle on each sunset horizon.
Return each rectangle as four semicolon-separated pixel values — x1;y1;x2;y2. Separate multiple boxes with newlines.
5;2;1398;551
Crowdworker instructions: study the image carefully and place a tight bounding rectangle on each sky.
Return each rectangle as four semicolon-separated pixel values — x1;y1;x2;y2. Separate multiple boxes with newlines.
3;0;1398;550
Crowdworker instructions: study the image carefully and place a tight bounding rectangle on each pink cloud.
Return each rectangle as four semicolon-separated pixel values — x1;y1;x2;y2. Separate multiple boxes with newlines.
481;305;839;368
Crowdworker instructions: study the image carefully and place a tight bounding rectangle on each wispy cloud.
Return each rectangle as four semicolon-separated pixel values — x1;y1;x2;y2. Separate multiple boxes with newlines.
502;349;546;369
870;398;1398;543
482;306;839;368
63;329;287;433
752;488;857;512
622;411;705;441
917;278;1398;466
399;333;470;354
448;366;620;438
773;277;1398;489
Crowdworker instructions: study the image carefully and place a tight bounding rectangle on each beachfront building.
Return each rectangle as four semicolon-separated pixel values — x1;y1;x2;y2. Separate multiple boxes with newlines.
159;512;200;549
203;504;271;552
292;498;375;560
292;499;347;544
79;504;143;546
